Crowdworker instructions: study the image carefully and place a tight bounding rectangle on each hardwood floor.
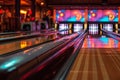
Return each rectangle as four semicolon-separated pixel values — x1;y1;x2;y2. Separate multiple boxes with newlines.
66;48;120;80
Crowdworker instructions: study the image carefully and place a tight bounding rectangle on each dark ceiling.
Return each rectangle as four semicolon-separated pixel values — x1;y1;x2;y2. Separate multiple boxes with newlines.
0;0;120;7
45;0;120;6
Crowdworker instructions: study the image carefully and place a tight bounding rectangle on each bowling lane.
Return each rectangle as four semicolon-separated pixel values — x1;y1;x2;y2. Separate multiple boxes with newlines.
82;35;119;48
0;38;67;72
0;33;58;55
0;32;25;38
0;34;20;38
0;30;75;56
0;32;79;76
66;35;120;80
0;32;39;40
0;29;55;39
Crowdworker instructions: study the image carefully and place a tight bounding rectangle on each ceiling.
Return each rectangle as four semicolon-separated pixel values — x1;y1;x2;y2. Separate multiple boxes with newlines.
0;0;120;7
45;0;120;6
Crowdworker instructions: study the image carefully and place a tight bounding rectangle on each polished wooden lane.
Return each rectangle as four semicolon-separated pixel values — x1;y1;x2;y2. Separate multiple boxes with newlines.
66;35;120;80
67;48;120;80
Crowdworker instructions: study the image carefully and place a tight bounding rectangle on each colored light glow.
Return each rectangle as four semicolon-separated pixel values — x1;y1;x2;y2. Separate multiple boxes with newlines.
60;13;64;17
84;23;87;30
2;61;16;68
0;9;3;14
40;2;44;6
106;11;110;15
20;10;27;14
58;10;61;13
27;9;32;15
90;11;93;13
54;23;57;29
91;13;96;17
0;57;23;71
74;11;78;14
8;67;16;72
20;41;27;49
69;30;72;34
115;24;118;29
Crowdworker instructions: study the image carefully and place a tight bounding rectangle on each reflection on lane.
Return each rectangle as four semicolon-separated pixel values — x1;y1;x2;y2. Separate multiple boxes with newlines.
0;38;66;72
0;56;23;72
0;31;52;39
0;32;42;40
59;30;73;35
0;32;32;38
0;34;22;38
0;33;58;55
0;33;78;72
82;35;120;48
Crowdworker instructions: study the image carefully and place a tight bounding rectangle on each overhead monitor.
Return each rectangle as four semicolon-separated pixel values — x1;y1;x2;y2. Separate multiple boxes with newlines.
88;10;118;22
56;10;85;22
